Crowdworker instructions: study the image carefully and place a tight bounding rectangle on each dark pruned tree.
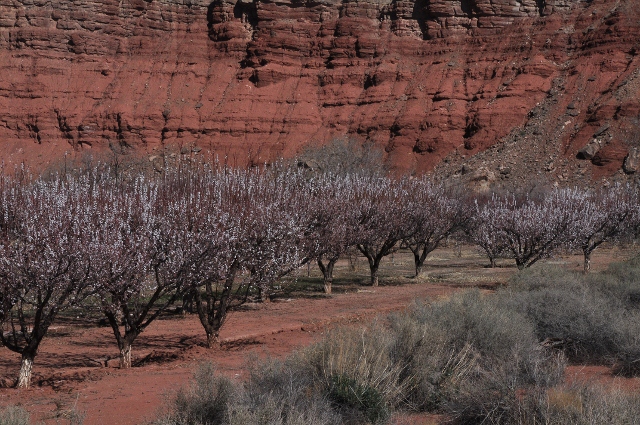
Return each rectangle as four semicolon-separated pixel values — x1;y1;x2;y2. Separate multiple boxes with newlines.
575;185;638;272
0;174;91;387
353;176;409;286
402;178;472;276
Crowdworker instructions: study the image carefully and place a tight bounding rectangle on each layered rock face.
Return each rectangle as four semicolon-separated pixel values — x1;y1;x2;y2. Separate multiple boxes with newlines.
0;0;639;180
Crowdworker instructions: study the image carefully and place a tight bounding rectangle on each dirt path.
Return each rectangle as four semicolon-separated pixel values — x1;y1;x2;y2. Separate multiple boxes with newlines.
1;246;637;425
0;282;456;425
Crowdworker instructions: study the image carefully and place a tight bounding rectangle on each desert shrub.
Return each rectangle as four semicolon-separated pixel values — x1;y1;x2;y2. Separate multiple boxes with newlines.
0;406;29;425
515;383;640;425
158;361;340;425
589;255;640;311
158;363;236;425
162;282;639;424
507;264;582;291
609;312;640;377
227;398;338;425
503;279;620;362
162;326;406;425
450;378;640;425
442;345;565;425
237;357;340;425
297;325;410;424
539;385;640;425
503;264;640;370
412;291;537;360
297;138;387;177
388;291;564;423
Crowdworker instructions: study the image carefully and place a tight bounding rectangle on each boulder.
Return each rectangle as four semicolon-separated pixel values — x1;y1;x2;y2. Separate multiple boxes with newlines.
577;139;602;160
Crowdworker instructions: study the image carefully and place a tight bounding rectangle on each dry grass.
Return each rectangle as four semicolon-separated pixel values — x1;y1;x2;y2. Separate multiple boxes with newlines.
0;406;29;425
500;259;640;372
158;250;640;425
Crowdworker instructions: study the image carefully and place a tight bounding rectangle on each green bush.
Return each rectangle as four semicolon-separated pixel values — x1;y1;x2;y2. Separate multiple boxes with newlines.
328;374;389;425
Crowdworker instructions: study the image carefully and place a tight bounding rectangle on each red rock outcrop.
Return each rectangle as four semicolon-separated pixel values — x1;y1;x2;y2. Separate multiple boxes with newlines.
0;0;638;180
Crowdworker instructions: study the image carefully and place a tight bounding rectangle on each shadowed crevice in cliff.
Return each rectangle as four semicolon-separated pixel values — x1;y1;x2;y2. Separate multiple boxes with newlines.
410;0;428;40
207;1;217;39
207;0;257;40
536;0;546;16
460;0;474;18
233;1;258;30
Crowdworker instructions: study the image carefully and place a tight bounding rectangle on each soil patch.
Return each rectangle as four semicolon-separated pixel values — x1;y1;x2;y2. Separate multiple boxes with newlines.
0;281;455;424
0;246;637;424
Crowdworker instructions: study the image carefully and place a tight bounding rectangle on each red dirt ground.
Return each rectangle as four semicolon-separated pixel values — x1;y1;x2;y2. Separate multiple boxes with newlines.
0;282;457;424
1;247;638;424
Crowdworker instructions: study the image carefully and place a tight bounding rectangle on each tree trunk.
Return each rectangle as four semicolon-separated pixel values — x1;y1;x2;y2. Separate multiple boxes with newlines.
357;245;381;287
489;257;497;268
371;267;379;287
413;251;424;277
194;265;240;350
119;343;132;369
583;250;592;273
16;355;34;388
257;285;271;303
411;243;437;278
318;258;336;294
323;277;333;294
206;332;219;349
348;254;357;271
181;291;195;314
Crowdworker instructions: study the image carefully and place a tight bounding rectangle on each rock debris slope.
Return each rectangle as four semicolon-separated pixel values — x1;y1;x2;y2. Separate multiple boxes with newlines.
0;0;638;181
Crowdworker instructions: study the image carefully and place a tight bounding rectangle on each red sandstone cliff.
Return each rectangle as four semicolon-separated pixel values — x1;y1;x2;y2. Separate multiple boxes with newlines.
0;0;638;183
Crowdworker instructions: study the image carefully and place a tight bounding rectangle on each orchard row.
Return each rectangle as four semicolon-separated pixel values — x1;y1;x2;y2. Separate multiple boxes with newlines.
0;163;638;388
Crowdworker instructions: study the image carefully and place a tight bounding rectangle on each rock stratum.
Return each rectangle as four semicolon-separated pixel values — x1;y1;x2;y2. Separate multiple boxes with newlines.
0;0;639;183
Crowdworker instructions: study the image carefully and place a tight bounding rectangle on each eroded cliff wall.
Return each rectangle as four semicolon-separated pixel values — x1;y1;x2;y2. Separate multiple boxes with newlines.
0;0;639;182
